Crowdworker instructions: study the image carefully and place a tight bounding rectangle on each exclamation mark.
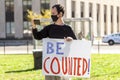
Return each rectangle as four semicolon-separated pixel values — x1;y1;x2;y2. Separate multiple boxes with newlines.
88;59;90;74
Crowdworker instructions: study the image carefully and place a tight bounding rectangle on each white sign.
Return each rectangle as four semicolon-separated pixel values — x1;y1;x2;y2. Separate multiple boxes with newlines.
42;38;91;78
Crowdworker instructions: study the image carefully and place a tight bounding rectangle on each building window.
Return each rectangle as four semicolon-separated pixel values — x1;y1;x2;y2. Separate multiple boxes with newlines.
5;0;15;38
40;0;50;10
104;5;107;23
23;0;32;38
111;6;113;23
89;3;92;17
81;2;84;17
104;5;107;35
97;4;100;22
111;6;113;33
72;1;75;17
117;7;119;32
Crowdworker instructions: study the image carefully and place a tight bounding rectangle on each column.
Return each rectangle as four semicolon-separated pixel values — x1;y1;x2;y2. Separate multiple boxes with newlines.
65;0;72;18
92;3;97;37
75;0;81;36
32;0;42;46
0;0;6;38
32;0;41;14
106;5;111;35
14;0;23;38
57;0;72;18
84;2;89;36
99;4;104;37
50;0;59;8
58;0;67;18
112;6;117;33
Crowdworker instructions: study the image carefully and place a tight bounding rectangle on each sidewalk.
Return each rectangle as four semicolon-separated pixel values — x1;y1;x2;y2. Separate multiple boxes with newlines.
0;39;120;54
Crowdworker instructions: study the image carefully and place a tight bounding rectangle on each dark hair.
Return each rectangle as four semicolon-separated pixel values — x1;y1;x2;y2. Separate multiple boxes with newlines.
52;4;65;16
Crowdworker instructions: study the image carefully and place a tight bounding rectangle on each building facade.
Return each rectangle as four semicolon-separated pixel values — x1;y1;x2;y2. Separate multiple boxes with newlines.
0;0;120;39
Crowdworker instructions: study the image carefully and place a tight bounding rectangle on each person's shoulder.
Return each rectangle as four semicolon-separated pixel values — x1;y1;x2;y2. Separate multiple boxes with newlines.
64;24;72;29
45;24;53;27
43;24;54;29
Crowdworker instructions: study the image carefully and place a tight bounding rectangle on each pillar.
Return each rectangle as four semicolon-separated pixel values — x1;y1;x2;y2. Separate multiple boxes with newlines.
0;0;6;38
32;0;41;14
84;2;89;36
58;0;70;18
112;6;117;33
106;5;111;35
14;0;23;38
99;4;104;37
92;3;97;37
75;0;81;36
50;0;59;8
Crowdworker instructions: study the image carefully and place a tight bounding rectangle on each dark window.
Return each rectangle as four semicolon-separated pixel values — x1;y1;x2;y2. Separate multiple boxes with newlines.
5;0;15;37
89;3;92;17
81;2;84;17
117;7;119;23
40;0;50;10
23;0;32;38
72;1;75;17
23;0;32;21
5;0;14;22
111;6;113;23
97;4;100;22
104;5;107;22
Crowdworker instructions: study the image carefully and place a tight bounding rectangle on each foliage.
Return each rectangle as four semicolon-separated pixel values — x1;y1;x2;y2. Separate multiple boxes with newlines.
27;9;51;26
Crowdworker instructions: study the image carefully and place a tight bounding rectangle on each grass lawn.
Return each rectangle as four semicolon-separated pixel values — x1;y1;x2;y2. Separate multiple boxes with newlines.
0;54;120;80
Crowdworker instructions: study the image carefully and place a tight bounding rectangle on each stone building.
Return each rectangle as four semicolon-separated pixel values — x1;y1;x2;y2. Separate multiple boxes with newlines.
0;0;120;39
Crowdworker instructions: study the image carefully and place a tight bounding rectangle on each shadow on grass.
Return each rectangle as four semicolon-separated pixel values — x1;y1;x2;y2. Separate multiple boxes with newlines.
5;68;40;73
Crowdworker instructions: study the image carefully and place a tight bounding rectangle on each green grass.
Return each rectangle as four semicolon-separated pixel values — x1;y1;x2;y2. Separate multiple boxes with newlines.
0;54;120;80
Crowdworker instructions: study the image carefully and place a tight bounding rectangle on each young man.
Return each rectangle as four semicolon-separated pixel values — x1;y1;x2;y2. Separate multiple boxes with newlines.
32;4;76;80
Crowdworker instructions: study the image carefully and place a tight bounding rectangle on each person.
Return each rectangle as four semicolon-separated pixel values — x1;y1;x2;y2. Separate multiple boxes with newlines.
31;4;77;80
78;31;84;40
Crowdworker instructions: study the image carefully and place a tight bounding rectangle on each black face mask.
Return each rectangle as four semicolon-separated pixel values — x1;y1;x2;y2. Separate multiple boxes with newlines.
51;15;59;22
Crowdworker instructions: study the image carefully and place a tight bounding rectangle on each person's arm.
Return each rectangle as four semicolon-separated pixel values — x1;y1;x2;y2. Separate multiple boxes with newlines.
31;19;49;40
32;26;49;40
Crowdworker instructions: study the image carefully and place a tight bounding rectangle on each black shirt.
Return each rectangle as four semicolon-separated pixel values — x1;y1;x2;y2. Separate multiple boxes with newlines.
32;24;77;40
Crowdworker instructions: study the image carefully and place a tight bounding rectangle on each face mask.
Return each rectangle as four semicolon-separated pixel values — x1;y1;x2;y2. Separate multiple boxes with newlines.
51;15;59;22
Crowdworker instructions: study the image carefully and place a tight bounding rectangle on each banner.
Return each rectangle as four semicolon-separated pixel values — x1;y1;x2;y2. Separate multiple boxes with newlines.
42;38;91;78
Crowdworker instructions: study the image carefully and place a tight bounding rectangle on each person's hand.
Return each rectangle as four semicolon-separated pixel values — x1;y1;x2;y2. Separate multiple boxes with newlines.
31;19;36;29
64;37;73;42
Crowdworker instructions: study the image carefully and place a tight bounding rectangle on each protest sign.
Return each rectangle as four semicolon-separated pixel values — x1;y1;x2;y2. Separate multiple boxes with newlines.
42;38;91;78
